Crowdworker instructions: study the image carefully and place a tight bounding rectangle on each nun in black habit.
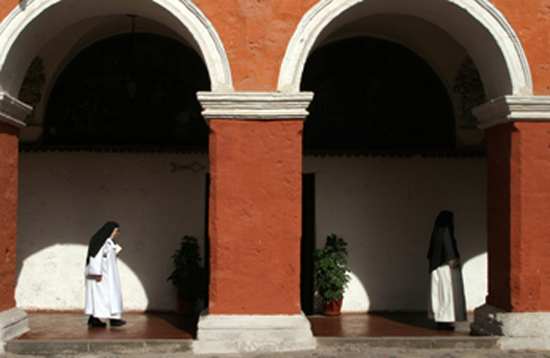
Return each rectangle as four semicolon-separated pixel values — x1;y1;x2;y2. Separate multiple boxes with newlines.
427;211;466;328
85;221;126;327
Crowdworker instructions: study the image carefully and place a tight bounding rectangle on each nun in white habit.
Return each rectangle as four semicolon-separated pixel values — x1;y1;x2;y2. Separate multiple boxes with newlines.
427;211;466;329
85;221;126;327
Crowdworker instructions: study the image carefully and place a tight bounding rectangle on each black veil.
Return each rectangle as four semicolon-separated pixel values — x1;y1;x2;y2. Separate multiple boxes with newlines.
86;221;119;264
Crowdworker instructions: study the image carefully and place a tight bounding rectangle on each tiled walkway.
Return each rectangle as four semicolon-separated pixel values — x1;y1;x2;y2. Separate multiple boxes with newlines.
17;312;469;341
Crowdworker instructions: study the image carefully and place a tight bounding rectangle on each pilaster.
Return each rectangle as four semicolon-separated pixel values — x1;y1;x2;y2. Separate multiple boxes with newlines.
0;93;31;349
195;92;316;353
472;96;550;349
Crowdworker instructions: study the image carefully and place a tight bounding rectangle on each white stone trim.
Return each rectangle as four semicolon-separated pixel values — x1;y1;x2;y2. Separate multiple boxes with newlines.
154;0;233;92
278;0;532;97
0;92;30;128
0;308;29;346
193;313;316;354
472;304;550;350
0;0;233;94
197;92;314;122
473;96;550;129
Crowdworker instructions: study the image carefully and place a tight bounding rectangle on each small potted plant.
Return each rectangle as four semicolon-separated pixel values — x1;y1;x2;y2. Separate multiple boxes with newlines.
167;235;207;315
313;234;351;316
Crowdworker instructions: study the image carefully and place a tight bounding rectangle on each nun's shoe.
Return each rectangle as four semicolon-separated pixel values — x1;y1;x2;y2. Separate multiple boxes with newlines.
436;322;454;331
88;316;106;327
110;319;127;327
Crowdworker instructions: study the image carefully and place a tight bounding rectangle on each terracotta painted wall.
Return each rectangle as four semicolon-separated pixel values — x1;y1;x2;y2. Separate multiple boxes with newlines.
486;122;550;312
0;0;18;23
490;0;550;95
0;122;20;312
193;0;318;91
512;122;550;312
208;120;303;314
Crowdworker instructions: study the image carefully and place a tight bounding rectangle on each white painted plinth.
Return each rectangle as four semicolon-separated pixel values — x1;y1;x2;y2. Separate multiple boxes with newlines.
193;313;317;354
471;304;550;350
0;308;29;352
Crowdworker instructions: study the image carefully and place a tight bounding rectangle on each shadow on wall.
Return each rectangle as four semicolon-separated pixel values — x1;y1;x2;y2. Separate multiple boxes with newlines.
15;151;209;312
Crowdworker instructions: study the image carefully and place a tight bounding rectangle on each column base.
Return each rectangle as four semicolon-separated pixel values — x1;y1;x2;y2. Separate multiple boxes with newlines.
471;304;550;350
193;312;317;354
0;308;29;352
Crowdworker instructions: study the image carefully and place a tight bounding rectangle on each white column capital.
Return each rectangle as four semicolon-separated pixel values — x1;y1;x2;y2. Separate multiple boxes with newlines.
474;95;550;129
0;92;31;129
197;91;314;123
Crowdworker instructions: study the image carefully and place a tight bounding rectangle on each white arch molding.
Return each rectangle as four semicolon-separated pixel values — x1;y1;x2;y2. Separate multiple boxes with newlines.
0;0;233;97
278;0;532;99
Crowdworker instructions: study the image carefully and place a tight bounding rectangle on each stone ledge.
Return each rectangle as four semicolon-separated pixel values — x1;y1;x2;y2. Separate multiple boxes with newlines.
197;91;314;121
4;339;192;356
317;336;498;350
0;92;31;128
193;313;317;354
472;304;550;350
0;308;29;343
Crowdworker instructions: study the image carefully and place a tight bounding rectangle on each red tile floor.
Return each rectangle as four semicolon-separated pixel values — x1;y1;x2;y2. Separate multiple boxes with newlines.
16;312;469;341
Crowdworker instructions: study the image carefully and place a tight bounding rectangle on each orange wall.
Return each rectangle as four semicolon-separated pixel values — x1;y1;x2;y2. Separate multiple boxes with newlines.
208;119;303;314
512;122;550;311
490;0;550;95
0;0;17;22
0;122;19;312
486;121;550;312
193;0;318;91
192;0;550;93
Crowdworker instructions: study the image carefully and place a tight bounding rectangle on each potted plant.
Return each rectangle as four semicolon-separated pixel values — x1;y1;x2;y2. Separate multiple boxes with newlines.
313;234;351;316
167;235;207;315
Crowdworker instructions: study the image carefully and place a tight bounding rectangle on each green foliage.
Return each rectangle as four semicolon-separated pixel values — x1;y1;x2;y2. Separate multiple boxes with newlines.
167;236;207;300
313;234;351;304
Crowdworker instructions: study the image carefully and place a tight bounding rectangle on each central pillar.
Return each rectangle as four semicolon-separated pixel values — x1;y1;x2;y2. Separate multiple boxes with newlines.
194;92;316;354
0;93;31;350
472;96;550;349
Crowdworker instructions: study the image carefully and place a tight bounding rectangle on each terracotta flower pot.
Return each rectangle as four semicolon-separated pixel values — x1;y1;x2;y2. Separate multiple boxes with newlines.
322;297;343;316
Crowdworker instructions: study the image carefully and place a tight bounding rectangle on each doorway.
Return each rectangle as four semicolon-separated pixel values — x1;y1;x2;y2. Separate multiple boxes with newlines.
301;173;315;315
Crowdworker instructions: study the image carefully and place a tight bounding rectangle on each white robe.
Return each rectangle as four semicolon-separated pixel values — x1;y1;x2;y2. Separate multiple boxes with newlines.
85;238;123;319
428;263;467;322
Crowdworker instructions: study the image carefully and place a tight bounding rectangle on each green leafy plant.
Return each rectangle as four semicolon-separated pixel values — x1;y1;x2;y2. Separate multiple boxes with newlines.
313;234;351;304
167;235;207;300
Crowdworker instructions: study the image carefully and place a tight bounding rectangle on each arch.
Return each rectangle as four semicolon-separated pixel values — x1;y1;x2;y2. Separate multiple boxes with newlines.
0;0;233;97
278;0;532;98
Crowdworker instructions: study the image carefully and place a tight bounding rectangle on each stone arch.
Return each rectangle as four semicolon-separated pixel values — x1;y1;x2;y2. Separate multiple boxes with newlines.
0;0;233;99
278;0;532;99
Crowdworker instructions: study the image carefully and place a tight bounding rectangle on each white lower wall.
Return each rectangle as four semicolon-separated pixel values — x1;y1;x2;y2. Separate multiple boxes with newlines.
16;152;487;313
16;152;209;312
303;155;487;313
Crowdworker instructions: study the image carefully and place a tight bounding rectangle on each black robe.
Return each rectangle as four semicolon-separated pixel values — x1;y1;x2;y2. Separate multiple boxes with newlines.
427;211;460;272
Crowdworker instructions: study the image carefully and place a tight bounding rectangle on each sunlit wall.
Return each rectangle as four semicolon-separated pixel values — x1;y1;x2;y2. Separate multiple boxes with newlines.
304;155;487;313
16;152;487;313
